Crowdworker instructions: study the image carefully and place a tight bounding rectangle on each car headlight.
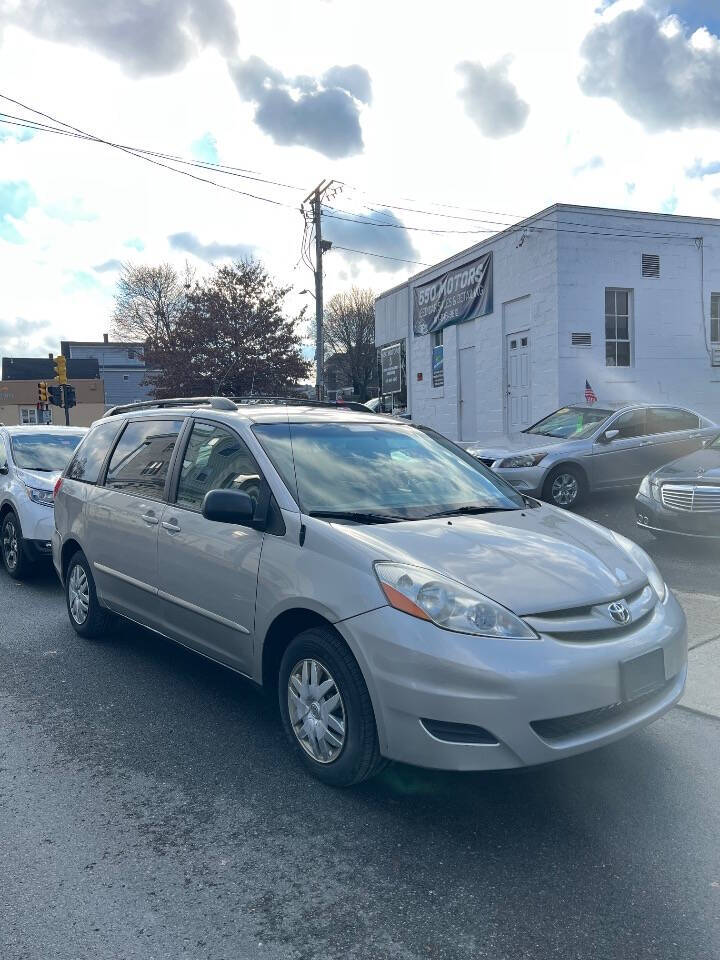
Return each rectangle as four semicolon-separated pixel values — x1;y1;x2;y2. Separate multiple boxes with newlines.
497;453;547;469
374;562;538;639
638;475;660;501
611;533;667;603
25;485;54;507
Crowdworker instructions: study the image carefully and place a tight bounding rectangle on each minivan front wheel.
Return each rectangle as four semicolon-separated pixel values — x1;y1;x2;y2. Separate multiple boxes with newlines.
1;510;33;580
278;627;386;786
65;551;114;639
544;466;585;509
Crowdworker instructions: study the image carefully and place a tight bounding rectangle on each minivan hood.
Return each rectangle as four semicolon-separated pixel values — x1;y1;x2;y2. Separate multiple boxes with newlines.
327;507;647;616
16;468;61;490
467;433;567;460
654;448;720;483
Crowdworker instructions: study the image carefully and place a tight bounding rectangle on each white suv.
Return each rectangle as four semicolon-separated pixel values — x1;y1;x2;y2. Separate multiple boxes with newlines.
0;425;86;579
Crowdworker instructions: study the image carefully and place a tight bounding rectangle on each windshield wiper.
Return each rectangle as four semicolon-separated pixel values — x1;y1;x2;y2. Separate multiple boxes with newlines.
423;505;518;519
308;510;407;524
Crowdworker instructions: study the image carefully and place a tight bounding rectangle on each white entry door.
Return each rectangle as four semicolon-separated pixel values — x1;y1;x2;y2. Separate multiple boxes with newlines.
458;346;477;441
505;332;530;432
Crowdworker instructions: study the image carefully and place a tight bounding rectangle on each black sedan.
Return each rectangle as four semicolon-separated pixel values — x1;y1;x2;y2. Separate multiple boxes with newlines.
636;433;720;538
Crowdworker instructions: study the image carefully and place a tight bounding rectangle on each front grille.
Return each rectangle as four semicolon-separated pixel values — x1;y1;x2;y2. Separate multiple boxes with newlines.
476;457;496;469
661;484;720;512
530;679;674;742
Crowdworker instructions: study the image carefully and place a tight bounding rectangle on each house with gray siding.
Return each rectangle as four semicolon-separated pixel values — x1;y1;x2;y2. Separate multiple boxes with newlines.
60;334;154;408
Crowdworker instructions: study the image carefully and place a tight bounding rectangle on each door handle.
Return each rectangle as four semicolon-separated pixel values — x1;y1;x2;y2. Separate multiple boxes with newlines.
141;513;159;525
162;520;181;533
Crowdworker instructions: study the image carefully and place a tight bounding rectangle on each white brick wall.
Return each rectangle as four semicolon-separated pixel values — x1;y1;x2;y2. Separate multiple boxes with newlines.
375;217;560;441
375;205;720;440
556;212;720;423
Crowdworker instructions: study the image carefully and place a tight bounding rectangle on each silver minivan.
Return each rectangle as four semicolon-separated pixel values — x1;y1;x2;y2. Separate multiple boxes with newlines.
53;398;687;786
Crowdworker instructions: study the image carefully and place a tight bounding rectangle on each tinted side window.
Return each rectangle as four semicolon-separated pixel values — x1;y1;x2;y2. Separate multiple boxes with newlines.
105;419;182;501
648;408;699;434
176;421;262;511
66;420;121;483
613;409;647;439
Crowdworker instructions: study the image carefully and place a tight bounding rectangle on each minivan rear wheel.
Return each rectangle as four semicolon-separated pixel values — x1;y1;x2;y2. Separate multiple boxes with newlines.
65;550;115;639
278;627;387;787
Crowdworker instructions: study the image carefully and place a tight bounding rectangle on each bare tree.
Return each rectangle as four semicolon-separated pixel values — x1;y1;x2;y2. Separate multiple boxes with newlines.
111;262;193;346
323;287;376;401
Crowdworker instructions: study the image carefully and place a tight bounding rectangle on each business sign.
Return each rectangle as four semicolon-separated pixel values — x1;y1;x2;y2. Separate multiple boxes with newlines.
413;252;493;336
381;343;402;394
432;344;444;387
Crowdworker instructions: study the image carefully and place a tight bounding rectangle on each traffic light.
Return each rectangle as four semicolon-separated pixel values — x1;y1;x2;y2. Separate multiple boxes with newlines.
38;381;48;404
64;385;77;409
48;385;63;407
54;354;67;384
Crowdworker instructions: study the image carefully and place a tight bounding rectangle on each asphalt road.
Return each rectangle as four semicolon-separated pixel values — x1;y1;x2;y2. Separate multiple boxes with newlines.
1;494;719;960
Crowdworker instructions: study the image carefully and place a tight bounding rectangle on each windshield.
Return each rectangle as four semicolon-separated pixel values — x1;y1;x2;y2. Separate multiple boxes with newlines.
10;432;85;471
253;421;524;520
525;406;613;440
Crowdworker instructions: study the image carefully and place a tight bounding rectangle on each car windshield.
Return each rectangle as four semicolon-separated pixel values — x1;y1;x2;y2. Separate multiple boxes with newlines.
253;421;524;520
525;406;613;440
10;432;85;471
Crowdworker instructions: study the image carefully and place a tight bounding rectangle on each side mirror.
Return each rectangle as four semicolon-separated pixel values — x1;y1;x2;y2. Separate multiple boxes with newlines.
602;429;620;443
201;489;258;527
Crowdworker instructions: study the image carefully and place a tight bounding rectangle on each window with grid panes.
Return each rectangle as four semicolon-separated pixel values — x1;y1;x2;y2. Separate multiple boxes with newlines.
605;289;632;367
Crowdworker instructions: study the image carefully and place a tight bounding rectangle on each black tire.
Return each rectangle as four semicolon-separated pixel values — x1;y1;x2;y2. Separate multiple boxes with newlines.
65;550;115;639
1;510;34;580
278;626;387;787
543;465;586;509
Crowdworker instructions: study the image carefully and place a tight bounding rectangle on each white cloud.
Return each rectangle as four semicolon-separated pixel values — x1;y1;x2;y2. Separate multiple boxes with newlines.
456;57;529;138
579;6;720;131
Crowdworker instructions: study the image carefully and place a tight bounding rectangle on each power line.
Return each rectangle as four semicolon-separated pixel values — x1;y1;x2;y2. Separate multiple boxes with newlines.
336;179;706;236
0;96;299;210
332;245;430;266
0;112;306;193
1;107;697;244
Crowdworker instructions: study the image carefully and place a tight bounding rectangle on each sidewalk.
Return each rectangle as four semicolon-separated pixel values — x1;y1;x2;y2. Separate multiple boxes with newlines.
675;590;720;720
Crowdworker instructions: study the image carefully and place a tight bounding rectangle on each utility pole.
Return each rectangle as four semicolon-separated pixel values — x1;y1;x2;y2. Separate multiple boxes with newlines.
303;180;335;401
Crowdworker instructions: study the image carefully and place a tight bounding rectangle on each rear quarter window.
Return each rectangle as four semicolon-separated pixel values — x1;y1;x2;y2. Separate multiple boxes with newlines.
66;420;122;484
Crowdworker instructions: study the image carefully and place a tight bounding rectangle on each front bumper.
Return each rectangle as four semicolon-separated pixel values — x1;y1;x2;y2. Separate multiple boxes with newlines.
636;493;720;539
15;502;55;560
481;461;546;497
341;594;687;771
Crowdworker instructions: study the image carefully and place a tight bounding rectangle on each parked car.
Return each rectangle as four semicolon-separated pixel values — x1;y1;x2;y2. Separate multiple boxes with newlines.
636;430;720;538
0;425;87;579
466;403;717;509
53;397;686;786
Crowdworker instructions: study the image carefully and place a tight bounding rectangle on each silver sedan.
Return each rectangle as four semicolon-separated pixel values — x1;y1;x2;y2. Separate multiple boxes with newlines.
466;403;717;508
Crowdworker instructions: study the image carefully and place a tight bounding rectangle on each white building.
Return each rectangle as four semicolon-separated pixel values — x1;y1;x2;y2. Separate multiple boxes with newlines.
375;203;720;442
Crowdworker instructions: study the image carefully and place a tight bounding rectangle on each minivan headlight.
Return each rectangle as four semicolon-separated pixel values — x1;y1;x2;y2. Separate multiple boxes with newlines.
374;562;537;639
25;485;54;507
611;533;667;603
497;453;547;469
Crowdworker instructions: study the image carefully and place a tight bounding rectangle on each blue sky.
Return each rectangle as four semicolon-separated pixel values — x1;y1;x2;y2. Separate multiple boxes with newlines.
3;0;720;357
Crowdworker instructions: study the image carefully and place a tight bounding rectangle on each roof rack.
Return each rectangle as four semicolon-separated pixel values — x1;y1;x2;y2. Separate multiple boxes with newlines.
105;396;238;417
104;395;373;417
230;396;370;412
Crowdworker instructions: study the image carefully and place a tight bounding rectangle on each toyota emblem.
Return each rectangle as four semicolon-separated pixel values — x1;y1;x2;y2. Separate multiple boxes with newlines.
608;600;632;625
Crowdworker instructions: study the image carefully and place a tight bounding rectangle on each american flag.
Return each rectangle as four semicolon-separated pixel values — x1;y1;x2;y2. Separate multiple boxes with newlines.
585;380;598;404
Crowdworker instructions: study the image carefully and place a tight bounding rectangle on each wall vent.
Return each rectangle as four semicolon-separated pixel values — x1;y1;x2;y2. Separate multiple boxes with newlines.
642;254;660;278
571;332;592;347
